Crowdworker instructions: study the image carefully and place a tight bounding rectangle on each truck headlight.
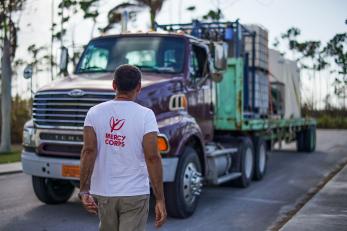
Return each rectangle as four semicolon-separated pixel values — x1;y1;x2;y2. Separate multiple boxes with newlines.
23;120;35;147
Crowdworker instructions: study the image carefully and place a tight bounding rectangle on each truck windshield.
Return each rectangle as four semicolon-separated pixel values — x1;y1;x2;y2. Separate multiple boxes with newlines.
76;36;185;74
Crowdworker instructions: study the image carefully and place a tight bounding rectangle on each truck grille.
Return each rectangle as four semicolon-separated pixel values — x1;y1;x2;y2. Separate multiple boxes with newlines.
33;90;115;129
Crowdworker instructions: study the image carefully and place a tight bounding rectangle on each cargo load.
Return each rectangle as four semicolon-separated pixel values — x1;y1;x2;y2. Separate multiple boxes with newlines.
269;49;301;118
244;24;269;71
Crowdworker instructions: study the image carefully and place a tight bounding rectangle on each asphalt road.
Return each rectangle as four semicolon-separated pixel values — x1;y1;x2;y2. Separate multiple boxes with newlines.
1;130;347;231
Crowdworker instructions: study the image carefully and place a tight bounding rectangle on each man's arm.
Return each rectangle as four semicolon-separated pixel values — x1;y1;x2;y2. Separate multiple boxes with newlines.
143;132;166;228
80;126;98;214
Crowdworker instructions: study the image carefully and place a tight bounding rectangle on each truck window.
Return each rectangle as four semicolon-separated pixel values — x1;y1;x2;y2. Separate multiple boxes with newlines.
189;44;209;82
126;50;156;67
80;46;109;71
76;36;185;74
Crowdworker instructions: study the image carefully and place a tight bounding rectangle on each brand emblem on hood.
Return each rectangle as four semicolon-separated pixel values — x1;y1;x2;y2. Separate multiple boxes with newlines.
68;89;86;97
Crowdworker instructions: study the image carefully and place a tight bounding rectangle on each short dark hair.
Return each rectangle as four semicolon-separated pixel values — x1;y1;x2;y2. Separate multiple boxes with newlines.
114;64;141;92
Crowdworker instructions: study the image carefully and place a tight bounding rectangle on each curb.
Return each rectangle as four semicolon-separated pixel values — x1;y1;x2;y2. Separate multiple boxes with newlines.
269;158;347;231
0;170;22;176
0;162;22;176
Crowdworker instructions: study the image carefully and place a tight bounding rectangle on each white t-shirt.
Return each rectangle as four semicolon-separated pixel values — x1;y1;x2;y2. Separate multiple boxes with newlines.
84;100;159;196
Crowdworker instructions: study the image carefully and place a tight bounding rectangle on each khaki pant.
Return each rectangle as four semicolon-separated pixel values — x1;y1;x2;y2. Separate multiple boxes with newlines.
93;194;149;231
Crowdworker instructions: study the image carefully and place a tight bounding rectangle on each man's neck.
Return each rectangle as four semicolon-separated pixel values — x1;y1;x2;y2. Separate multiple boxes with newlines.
114;94;135;101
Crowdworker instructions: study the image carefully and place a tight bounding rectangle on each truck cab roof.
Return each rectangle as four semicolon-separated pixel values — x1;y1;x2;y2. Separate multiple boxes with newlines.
90;31;211;46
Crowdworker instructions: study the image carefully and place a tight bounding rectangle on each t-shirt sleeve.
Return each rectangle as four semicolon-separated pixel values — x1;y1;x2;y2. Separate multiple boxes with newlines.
84;108;94;128
144;109;159;135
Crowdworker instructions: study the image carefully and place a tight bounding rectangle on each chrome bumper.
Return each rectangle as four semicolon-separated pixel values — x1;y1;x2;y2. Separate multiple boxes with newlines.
21;151;178;182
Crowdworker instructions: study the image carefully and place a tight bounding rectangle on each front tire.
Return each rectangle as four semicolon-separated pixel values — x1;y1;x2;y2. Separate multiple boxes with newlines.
164;146;203;218
32;176;75;204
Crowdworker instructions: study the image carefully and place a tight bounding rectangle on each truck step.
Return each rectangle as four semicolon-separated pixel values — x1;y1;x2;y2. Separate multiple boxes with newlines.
217;172;242;184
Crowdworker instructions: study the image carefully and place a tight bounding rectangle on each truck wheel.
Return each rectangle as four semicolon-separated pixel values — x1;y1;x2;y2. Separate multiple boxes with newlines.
253;137;267;181
304;126;316;152
296;130;305;152
164;146;203;218
32;176;74;204
233;137;254;188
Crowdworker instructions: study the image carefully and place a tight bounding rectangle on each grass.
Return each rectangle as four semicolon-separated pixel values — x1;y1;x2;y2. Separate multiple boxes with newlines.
316;115;347;129
0;145;22;164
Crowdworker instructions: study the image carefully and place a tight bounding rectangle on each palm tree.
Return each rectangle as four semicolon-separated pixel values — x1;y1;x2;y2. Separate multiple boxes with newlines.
0;0;25;153
136;0;166;29
102;0;166;32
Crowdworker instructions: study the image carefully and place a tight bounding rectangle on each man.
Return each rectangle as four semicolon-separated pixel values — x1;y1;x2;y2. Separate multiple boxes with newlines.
79;64;167;231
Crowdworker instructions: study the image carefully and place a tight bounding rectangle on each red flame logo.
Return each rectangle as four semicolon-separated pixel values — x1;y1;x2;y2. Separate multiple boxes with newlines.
109;117;125;132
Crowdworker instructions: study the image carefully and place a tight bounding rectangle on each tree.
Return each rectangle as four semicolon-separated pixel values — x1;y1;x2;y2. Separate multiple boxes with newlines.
0;0;26;153
277;27;329;110
202;9;223;21
101;2;140;33
280;27;301;59
323;33;347;108
101;0;166;33
136;0;166;30
79;0;100;38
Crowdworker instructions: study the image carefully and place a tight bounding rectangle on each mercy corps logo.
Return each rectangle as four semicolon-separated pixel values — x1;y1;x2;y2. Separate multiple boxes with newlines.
105;116;126;147
109;117;126;132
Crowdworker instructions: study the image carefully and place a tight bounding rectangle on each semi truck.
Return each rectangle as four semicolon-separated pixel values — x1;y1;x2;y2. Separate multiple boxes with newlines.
21;20;316;218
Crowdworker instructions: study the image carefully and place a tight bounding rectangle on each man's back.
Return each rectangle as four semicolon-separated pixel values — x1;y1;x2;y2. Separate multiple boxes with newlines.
84;100;158;196
79;64;166;231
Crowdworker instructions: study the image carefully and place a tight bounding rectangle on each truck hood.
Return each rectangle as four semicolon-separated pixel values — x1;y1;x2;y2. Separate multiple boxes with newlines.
38;72;178;92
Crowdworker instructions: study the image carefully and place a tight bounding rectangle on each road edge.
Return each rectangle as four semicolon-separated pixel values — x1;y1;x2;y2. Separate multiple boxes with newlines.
0;162;22;176
0;170;22;176
268;157;347;231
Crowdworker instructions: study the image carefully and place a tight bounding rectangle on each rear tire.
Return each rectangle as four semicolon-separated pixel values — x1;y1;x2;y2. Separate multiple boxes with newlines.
296;130;305;152
297;126;316;153
32;176;74;204
232;137;254;188
253;137;267;181
304;126;316;152
164;146;202;218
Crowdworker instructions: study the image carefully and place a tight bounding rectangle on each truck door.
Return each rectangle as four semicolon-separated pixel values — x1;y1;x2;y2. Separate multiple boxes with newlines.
186;43;213;141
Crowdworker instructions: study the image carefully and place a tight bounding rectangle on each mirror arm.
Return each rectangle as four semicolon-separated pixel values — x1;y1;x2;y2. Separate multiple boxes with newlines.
197;73;210;88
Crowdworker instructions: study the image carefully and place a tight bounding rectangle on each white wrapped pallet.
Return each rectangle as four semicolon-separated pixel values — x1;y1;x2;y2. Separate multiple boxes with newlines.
244;24;269;71
269;49;301;118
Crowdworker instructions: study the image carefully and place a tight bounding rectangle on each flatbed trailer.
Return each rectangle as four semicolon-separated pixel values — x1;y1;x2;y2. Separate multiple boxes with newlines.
213;57;316;153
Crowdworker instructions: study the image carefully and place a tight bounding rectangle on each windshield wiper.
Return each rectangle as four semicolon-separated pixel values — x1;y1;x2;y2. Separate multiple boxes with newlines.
135;65;176;73
135;65;158;71
77;66;113;73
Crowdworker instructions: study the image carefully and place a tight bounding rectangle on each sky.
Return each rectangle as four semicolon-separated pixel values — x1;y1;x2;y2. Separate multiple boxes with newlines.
13;0;347;107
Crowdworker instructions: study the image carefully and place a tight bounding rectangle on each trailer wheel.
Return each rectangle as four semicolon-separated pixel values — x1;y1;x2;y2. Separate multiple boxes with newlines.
164;146;203;218
253;137;268;181
232;137;254;188
304;126;316;152
296;130;305;152
32;176;74;204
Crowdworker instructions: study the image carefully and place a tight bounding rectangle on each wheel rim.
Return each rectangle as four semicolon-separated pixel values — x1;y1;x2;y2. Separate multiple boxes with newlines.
245;147;253;179
183;162;202;206
258;144;266;173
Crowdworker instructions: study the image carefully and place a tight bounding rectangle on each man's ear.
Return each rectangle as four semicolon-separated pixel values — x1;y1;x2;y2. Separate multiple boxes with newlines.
112;80;117;91
136;82;141;93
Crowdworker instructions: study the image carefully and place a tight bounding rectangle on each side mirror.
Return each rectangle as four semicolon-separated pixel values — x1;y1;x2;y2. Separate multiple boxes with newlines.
59;47;69;74
214;42;228;70
23;65;33;79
